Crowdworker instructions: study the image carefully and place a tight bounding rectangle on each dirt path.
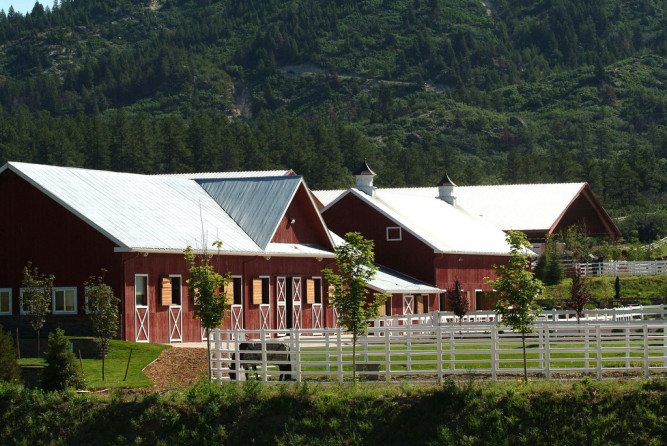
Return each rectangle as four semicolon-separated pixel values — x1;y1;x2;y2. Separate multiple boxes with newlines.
143;348;209;391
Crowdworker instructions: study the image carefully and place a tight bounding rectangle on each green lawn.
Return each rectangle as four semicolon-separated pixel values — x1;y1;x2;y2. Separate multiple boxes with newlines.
18;339;169;389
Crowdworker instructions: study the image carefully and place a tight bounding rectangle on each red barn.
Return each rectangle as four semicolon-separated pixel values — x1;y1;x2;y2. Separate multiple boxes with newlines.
0;162;337;343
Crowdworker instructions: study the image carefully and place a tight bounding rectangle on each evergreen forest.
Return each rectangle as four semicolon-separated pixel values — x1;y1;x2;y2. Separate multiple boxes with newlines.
0;0;665;238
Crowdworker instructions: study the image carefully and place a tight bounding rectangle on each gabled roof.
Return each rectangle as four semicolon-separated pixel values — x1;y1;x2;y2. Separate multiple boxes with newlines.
154;170;294;179
1;162;335;257
197;176;303;250
314;182;619;238
324;189;514;256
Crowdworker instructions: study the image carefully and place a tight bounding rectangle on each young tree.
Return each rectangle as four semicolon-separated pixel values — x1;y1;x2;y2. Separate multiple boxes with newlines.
42;328;84;391
533;234;565;286
21;262;55;358
84;271;120;381
322;232;388;383
488;231;544;382
0;325;21;384
447;279;469;325
185;242;230;381
568;267;592;322
614;275;621;299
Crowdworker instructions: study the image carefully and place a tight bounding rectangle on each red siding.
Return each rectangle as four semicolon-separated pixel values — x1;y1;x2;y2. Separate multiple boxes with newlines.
322;193;435;284
271;184;333;248
0;170;123;333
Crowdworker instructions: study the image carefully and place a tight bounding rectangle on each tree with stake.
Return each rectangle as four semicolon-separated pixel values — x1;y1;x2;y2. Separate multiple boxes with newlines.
84;271;120;381
21;262;55;358
487;231;543;382
185;242;230;382
447;279;469;325
322;232;388;383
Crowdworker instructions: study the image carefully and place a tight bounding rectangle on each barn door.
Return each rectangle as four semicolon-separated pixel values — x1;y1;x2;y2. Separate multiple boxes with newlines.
169;306;182;342
276;277;287;331
231;305;243;330
403;295;414;315
292;277;302;329
134;275;149;342
312;304;322;329
260;305;271;330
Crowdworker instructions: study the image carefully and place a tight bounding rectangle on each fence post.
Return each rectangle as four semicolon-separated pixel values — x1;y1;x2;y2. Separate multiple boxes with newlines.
385;327;391;382
545;326;551;380
295;330;302;383
491;325;497;381
596;325;602;379
437;324;443;384
407;329;412;372
325;330;331;379
260;328;267;382
643;324;650;378
337;328;343;384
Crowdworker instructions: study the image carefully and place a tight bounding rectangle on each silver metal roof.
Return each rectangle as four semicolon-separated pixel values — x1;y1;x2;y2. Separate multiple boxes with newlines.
154;170;293;179
3;163;333;257
197;176;302;250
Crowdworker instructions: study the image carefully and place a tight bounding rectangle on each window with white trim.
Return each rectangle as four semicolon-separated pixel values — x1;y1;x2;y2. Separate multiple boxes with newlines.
0;289;11;315
20;287;44;315
135;275;148;307
232;276;242;305
386;226;402;241
84;285;112;314
53;287;77;314
306;277;322;304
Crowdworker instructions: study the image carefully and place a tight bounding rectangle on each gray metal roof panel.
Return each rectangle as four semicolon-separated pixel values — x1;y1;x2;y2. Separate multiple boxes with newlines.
197;176;303;250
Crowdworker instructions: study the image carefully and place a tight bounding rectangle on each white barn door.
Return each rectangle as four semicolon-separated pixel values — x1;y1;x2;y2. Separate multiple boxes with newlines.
403;295;414;315
276;276;287;331
134;275;149;342
292;277;302;329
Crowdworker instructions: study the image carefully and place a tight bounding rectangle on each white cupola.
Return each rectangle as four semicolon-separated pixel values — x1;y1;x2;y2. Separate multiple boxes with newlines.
438;172;457;205
354;160;376;197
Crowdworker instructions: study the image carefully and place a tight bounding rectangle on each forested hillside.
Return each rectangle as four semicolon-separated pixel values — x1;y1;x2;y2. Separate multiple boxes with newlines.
0;0;665;223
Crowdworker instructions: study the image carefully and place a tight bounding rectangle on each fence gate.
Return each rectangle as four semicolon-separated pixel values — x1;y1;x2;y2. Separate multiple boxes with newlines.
276;277;287;331
169;305;182;342
292;277;302;329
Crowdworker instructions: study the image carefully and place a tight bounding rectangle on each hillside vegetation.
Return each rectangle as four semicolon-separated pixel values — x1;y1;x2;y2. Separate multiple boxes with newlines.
0;0;665;220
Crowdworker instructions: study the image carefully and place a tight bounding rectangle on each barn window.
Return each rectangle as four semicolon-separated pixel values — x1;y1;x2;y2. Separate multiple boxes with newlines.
252;277;270;305
386;226;402;241
226;276;242;305
0;289;11;315
135;275;148;307
306;277;322;304
160;276;181;306
379;296;391;316
475;290;484;311
415;295;428;314
439;292;447;311
19;287;45;315
84;285;111;314
53;288;77;314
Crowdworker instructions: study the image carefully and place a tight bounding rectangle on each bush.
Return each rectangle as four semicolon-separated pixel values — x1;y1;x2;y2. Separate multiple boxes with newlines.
42;329;84;391
0;325;21;384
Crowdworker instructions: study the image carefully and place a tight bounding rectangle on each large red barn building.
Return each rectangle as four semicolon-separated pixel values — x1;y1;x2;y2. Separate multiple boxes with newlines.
0;162;339;343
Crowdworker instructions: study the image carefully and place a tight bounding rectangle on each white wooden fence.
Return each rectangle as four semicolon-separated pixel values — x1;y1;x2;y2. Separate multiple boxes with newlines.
210;321;667;384
563;259;667;276
371;305;666;327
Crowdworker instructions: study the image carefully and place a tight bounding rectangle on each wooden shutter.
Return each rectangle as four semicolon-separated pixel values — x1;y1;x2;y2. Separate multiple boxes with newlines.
306;279;315;304
161;278;172;306
252;279;263;305
328;285;336;299
378;300;386;316
225;280;234;305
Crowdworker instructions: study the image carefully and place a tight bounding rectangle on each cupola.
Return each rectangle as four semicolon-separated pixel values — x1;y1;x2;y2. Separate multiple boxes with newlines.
353;160;376;197
438;173;457;205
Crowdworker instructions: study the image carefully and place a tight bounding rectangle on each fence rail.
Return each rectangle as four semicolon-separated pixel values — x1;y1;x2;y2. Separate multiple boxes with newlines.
371;305;666;327
562;259;667;276
210;321;667;384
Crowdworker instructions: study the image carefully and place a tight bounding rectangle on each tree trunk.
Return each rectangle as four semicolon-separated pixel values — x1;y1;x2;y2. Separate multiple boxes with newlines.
37;329;40;359
521;330;528;382
206;332;212;382
352;333;357;384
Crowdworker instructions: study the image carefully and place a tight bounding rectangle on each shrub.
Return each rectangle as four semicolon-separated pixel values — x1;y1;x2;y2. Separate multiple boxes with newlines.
42;329;84;391
0;325;21;384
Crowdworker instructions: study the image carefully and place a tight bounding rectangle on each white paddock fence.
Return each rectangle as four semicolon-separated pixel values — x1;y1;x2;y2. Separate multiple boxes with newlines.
210;322;667;384
563;259;667;276
371;305;666;327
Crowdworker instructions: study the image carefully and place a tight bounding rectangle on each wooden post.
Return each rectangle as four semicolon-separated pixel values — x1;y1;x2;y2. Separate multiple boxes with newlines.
385;327;391;382
596;325;602;379
491;325;497;381
123;348;133;381
643;324;650;378
337;329;343;384
545;326;551;380
437;325;443;384
295;330;301;383
78;349;85;381
16;328;20;360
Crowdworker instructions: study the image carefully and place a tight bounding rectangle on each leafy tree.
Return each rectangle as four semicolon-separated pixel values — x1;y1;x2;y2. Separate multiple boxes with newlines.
21;262;55;358
322;232;388;383
185;242;230;381
42;328;84;391
534;234;565;286
0;325;21;384
84;271;120;381
568;267;593;321
446;279;468;325
488;231;544;382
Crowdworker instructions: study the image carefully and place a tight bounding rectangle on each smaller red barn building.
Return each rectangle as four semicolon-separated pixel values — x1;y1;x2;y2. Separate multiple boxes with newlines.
0;162;339;343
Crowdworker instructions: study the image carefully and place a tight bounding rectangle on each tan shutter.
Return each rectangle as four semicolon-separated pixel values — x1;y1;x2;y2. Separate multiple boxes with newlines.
306;279;315;304
252;279;263;305
225;280;234;305
378;300;386;316
161;278;172;306
328;285;336;299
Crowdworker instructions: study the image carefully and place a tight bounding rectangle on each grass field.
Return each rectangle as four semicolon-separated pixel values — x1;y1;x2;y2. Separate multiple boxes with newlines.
18;339;169;389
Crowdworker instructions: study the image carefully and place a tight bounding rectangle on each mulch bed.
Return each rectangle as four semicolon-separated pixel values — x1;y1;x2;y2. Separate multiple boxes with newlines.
143;348;209;391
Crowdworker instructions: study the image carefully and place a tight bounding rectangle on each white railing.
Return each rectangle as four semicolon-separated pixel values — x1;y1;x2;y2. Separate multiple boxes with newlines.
642;236;667;252
370;305;666;327
210;321;667;384
563;260;667;276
